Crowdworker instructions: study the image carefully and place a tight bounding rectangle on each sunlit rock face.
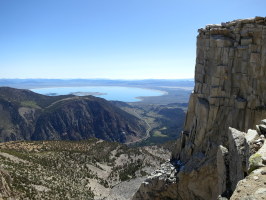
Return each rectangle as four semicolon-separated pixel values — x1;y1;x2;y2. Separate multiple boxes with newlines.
133;17;266;200
172;16;266;200
174;16;266;162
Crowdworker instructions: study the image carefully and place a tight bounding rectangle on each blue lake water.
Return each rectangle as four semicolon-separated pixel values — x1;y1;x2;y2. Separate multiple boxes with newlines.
30;86;165;102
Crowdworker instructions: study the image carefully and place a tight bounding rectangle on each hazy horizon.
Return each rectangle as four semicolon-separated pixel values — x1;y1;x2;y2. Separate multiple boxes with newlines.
1;0;265;79
0;77;195;91
0;78;194;80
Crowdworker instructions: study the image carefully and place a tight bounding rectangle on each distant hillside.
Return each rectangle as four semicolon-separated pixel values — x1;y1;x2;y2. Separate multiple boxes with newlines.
0;87;146;143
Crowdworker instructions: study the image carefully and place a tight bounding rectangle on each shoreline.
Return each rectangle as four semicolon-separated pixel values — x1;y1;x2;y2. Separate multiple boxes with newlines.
29;85;168;103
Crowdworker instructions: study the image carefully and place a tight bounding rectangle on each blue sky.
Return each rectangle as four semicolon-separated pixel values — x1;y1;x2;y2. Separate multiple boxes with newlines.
0;0;265;79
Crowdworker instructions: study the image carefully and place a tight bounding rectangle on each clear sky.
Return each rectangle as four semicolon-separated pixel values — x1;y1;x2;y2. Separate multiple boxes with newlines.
0;0;265;79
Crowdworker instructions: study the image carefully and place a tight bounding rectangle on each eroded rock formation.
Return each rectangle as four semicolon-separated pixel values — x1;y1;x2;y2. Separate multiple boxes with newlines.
133;17;266;200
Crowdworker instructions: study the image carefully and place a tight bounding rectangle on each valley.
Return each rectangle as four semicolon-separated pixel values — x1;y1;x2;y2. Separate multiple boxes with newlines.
113;101;187;146
0;82;190;199
0;80;191;146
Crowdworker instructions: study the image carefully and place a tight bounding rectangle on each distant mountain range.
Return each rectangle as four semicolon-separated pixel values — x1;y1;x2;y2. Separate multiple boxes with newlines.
0;87;146;143
0;78;194;89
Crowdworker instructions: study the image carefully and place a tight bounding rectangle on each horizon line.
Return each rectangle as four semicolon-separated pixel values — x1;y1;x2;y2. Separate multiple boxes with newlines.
0;78;194;81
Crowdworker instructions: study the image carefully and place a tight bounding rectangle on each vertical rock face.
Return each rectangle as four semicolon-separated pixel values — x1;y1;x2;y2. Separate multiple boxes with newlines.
174;16;266;162
133;17;266;200
172;16;266;200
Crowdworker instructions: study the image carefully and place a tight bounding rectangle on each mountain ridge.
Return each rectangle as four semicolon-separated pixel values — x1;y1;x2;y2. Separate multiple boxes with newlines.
0;87;146;143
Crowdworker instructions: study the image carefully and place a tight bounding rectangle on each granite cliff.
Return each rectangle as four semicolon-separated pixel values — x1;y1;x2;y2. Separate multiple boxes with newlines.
133;17;266;200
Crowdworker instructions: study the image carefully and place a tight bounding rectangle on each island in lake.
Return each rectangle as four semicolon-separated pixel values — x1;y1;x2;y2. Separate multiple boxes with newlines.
70;91;107;96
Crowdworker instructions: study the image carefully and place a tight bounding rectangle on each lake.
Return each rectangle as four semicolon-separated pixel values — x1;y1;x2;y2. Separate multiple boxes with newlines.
30;86;165;102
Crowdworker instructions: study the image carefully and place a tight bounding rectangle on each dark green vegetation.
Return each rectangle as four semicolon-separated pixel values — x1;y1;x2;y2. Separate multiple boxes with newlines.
0;87;146;143
112;101;186;146
0;139;171;199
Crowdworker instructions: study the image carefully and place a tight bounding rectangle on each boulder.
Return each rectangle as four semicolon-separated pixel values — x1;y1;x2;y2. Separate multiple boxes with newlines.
261;119;266;125
249;153;264;173
258;124;266;135
230;167;266;200
227;128;250;192
132;161;179;200
245;129;259;144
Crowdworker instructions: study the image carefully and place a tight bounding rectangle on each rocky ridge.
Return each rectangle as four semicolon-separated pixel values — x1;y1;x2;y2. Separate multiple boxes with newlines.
133;17;266;200
0;87;146;143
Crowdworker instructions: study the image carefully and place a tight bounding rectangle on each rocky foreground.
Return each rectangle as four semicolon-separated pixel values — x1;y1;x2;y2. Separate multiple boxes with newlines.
0;139;171;199
134;17;266;200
